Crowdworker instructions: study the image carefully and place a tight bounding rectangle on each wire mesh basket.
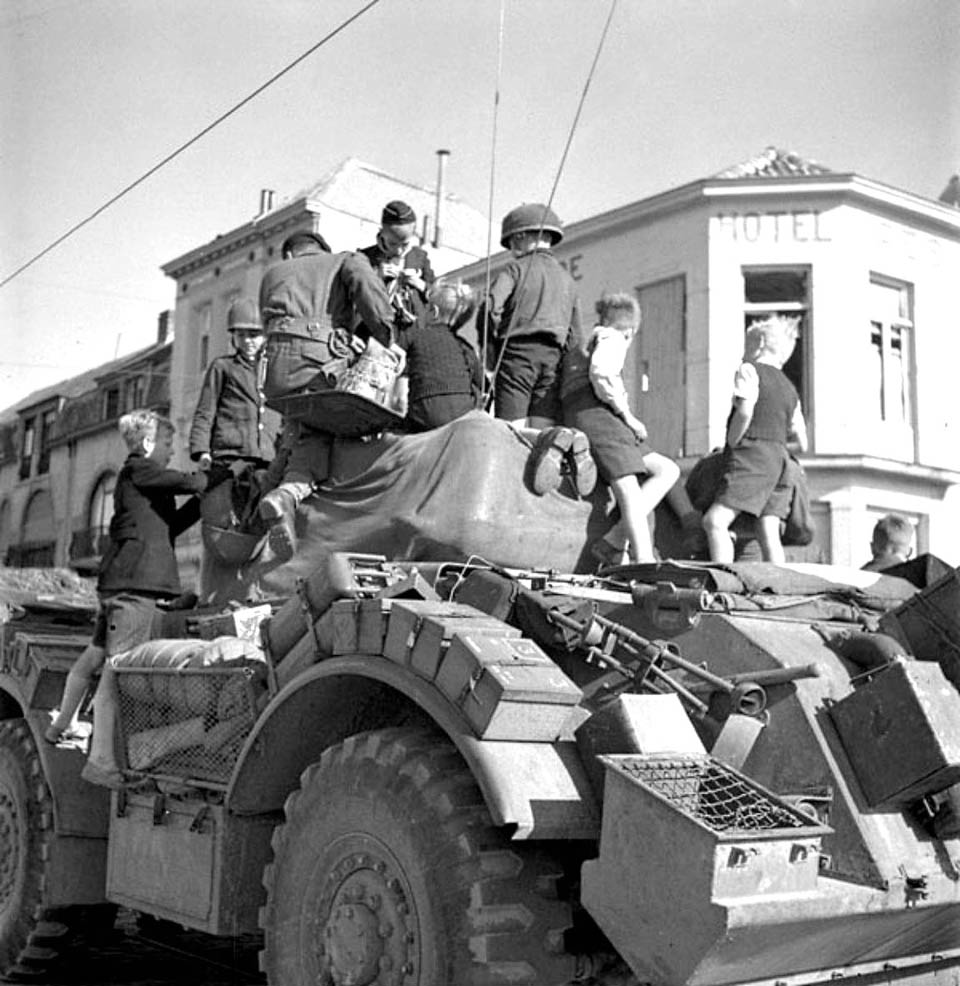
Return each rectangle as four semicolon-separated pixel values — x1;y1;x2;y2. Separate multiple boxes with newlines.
605;753;813;834
114;665;265;785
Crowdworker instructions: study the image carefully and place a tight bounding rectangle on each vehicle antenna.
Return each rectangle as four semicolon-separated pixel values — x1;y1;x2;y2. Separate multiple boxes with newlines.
484;0;621;406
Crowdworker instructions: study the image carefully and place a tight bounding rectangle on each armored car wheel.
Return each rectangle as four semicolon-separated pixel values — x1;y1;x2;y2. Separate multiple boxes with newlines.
261;726;576;986
0;719;71;982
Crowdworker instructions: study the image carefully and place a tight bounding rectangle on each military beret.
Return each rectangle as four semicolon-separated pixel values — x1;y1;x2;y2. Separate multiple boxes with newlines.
381;200;416;226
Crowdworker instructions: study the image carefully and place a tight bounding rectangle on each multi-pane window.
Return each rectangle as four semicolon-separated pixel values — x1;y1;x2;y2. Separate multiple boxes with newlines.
36;409;56;475
124;374;146;411
19;417;35;480
869;277;913;427
103;387;120;420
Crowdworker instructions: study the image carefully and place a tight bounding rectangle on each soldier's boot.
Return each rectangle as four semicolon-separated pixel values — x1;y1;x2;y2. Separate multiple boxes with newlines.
259;482;312;562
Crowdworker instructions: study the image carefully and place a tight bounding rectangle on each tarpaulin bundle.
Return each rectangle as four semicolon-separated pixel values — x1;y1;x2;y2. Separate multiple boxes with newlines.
202;412;611;606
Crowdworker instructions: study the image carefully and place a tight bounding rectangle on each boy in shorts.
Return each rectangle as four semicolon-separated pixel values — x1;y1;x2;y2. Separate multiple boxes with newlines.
703;316;808;563
45;411;208;773
485;203;580;427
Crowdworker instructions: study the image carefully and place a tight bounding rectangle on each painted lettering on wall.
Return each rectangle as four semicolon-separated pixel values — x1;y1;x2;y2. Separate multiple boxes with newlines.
557;253;584;280
714;211;831;243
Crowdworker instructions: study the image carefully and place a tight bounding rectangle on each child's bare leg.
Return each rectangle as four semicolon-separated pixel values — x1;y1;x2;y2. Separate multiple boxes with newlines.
704;503;738;562
637;454;681;515
757;514;786;563
609;476;654;562
46;643;106;741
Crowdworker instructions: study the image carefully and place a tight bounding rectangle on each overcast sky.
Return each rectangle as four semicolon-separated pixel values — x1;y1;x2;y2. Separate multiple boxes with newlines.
1;0;957;409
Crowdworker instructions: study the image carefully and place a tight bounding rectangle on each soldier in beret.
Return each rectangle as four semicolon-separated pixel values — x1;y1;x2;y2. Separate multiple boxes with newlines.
359;200;435;348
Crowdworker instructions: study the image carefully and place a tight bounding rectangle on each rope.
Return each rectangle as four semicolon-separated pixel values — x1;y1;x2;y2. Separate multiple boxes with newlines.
484;0;620;409
0;0;383;290
479;0;507;406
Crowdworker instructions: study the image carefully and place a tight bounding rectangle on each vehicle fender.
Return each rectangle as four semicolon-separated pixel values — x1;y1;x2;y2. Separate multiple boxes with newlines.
0;682;109;839
226;656;599;840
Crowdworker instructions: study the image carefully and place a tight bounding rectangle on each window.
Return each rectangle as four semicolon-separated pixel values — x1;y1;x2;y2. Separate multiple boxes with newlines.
103;387;120;420
19;417;35;479
869;277;914;428
742;267;811;415
36;409;56;475
124;374;145;411
194;301;213;369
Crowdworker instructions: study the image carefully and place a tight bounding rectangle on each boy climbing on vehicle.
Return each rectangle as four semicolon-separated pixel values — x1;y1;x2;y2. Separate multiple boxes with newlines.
703;315;808;563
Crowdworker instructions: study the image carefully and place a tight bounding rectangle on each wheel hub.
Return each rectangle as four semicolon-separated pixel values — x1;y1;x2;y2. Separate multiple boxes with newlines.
0;787;20;911
317;846;417;986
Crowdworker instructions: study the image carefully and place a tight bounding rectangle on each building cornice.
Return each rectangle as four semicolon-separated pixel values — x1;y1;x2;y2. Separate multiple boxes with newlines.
801;455;960;490
160;198;323;279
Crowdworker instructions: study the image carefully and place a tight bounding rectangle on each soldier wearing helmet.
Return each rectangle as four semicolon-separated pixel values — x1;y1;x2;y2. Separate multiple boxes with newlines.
189;297;281;472
404;280;482;432
484;203;581;428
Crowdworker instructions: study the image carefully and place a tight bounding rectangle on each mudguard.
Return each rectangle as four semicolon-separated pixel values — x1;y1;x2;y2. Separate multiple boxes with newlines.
224;657;600;840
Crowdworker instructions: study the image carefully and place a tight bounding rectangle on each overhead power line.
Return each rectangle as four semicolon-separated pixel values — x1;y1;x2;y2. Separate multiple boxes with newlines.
0;0;383;291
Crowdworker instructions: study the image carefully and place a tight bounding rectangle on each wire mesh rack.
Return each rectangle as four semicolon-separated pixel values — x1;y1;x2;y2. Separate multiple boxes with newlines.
114;665;266;785
608;753;811;833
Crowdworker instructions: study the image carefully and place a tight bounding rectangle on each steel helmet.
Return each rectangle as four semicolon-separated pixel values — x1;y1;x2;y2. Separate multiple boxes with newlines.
227;298;262;333
499;203;564;248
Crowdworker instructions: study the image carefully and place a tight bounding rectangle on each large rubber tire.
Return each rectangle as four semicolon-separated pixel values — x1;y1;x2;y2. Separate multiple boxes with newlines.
261;727;577;986
0;719;72;982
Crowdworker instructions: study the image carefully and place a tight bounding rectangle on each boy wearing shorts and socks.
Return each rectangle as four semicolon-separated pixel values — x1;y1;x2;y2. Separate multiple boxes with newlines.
486;203;595;495
45;411;208;783
486;203;579;428
703;316;808;563
562;292;686;564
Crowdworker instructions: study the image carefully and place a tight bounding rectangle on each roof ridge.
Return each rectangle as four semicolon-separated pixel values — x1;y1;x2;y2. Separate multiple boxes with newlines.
713;146;834;179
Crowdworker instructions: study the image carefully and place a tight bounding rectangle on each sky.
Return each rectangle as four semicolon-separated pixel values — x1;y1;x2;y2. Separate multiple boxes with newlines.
1;0;957;410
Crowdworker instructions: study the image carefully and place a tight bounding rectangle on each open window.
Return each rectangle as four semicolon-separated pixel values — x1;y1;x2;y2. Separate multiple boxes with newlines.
742;267;811;427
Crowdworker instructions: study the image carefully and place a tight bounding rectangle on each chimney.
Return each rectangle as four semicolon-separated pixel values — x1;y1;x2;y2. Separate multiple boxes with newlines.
156;310;173;345
259;188;276;215
433;149;450;248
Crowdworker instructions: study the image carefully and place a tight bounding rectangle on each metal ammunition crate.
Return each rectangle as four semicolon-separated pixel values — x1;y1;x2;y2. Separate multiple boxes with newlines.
598;753;831;898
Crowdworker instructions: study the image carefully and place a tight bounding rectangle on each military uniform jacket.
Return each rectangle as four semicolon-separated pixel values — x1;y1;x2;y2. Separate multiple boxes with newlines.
98;453;207;597
189;352;280;462
485;249;580;347
259;251;395;346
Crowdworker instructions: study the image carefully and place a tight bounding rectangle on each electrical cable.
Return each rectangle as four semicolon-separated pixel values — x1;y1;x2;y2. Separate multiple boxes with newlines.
0;0;383;291
484;0;620;410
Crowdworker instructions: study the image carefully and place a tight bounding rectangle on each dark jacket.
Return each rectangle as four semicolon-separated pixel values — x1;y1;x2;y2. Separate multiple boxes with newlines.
259;251;395;346
485;249;580;347
259;251;397;401
189;352;280;463
406;325;482;403
358;242;435;346
98;453;207;597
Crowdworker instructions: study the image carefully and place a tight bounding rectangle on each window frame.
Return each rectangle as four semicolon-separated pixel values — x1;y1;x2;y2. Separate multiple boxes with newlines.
740;264;813;445
868;274;916;453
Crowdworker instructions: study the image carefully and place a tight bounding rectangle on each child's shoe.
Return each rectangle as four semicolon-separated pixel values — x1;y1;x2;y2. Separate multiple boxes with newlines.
528;427;597;497
528;428;566;495
566;429;597;497
80;759;124;790
591;537;627;571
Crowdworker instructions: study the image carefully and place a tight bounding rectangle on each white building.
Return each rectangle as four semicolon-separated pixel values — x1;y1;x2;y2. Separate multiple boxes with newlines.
456;148;960;565
161;156;490;469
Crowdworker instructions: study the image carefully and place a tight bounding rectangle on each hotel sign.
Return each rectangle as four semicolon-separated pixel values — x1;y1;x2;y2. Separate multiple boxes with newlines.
715;210;831;243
